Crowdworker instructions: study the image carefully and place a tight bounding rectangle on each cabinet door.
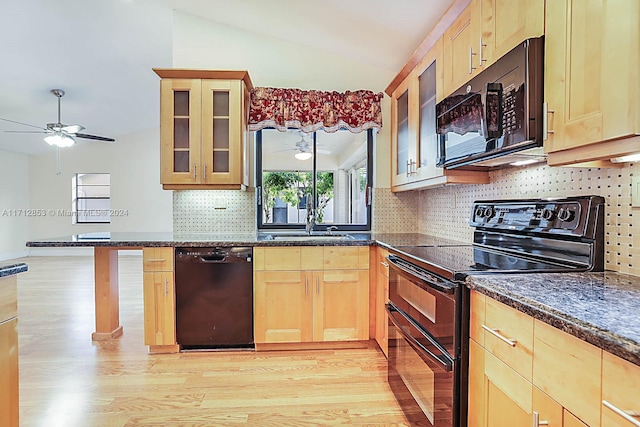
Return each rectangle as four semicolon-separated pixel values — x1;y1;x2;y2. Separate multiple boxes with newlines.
390;76;415;188
160;79;202;185
533;319;602;427
413;42;444;183
602;351;640;427
375;248;390;356
142;271;176;346
314;270;369;342
480;0;544;67
484;349;532;427
545;0;640;155
468;339;486;427
201;79;243;185
532;387;563;427
254;271;312;343
0;318;18;427
443;0;481;96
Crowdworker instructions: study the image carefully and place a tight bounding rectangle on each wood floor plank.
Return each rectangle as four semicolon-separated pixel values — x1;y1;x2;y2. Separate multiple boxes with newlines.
13;255;410;426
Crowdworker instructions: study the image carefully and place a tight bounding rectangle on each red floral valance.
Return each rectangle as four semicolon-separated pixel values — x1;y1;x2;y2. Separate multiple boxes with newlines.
249;87;383;133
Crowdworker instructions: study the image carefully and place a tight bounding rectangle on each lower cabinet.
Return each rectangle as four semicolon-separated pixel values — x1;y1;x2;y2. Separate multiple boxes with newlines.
142;247;178;353
253;246;369;347
374;247;390;356
469;290;607;427
0;274;18;427
602;351;640;427
0;318;18;427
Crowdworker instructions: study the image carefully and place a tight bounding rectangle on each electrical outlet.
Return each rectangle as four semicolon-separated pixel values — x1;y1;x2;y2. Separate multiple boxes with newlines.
633;177;640;208
214;197;227;210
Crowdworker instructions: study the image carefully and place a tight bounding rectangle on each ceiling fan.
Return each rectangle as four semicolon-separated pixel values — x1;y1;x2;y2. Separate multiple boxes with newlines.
275;131;331;160
0;89;115;148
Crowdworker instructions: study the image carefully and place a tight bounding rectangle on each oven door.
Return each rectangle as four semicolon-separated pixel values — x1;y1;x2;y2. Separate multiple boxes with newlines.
386;256;459;427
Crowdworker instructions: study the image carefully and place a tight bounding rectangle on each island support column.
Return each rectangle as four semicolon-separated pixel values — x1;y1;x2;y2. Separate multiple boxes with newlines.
92;247;123;340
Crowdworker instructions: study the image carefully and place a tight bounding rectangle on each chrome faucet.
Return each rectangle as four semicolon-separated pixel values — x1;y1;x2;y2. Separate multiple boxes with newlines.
326;226;338;235
305;208;316;235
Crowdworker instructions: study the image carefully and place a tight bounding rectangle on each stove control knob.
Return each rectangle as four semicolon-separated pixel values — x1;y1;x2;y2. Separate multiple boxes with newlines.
557;207;575;222
541;208;556;221
484;207;495;219
475;207;486;218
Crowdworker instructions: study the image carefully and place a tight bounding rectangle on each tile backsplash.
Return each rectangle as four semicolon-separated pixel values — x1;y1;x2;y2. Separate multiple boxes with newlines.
173;190;256;234
410;163;640;276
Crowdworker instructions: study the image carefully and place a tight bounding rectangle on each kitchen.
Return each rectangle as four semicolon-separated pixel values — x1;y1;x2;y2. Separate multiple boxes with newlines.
1;0;640;426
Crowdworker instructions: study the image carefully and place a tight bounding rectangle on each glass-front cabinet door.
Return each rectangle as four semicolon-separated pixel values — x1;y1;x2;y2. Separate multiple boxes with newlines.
390;75;416;189
159;79;202;185
201;79;242;186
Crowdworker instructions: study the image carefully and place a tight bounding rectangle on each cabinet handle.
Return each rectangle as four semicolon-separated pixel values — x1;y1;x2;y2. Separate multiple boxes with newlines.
482;324;517;346
316;277;320;295
193;163;197;180
305;276;309;295
479;37;487;67
603;400;640;426
532;412;549;427
543;102;555;140
469;47;477;74
380;261;389;268
164;278;168;296
203;163;207;181
146;259;166;263
406;160;411;177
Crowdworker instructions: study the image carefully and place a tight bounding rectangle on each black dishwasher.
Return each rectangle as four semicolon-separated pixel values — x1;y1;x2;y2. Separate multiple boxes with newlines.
175;247;253;350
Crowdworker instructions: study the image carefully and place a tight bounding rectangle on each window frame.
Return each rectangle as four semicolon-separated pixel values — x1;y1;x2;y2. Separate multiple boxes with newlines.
256;128;373;232
72;173;111;225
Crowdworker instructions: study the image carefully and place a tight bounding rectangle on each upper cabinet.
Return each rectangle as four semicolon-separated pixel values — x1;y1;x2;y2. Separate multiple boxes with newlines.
442;0;544;97
390;37;488;192
153;69;253;190
544;1;640;166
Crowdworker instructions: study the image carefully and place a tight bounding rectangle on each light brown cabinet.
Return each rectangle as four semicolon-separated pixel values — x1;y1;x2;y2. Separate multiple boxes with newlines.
442;0;544;97
374;247;390;356
253;246;370;347
544;0;640;166
601;351;640;426
390;38;488;192
469;290;603;427
0;275;18;427
142;247;178;353
154;69;252;190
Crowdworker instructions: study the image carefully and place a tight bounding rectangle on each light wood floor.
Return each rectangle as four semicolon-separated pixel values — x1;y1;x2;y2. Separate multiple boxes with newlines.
13;255;410;426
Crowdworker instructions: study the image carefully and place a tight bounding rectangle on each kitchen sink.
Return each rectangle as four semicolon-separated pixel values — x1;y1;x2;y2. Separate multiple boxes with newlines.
261;233;355;241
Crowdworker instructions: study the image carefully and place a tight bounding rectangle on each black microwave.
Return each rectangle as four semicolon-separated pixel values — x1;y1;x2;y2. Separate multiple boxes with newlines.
436;36;544;169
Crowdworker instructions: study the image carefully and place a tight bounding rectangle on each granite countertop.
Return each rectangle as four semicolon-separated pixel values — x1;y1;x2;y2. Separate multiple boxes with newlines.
467;271;640;366
0;262;28;278
25;231;376;247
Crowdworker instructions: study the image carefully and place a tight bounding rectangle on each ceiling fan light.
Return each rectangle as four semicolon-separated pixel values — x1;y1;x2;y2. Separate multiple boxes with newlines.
294;151;312;160
44;133;76;148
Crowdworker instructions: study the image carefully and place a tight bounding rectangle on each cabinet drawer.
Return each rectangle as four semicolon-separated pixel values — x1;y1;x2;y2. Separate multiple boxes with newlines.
483;297;533;381
254;247;301;271
533;320;602;427
0;276;17;323
469;290;485;345
323;246;369;270
143;247;174;272
602;351;640;426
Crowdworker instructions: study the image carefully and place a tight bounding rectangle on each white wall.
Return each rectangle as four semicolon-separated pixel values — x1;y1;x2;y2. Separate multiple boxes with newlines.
172;11;393;190
0;149;30;260
28;128;173;254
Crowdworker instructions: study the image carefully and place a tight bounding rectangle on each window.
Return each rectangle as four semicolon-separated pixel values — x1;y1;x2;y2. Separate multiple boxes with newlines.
72;173;111;224
256;129;372;231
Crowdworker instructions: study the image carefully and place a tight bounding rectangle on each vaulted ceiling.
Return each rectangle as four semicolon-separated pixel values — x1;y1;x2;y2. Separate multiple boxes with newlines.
0;0;454;155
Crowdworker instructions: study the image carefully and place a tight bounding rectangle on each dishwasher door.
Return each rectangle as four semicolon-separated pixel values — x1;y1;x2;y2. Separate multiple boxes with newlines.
175;247;253;349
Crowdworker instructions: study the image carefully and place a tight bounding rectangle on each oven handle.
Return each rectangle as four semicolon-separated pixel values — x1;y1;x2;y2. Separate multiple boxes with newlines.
386;302;455;372
386;255;455;294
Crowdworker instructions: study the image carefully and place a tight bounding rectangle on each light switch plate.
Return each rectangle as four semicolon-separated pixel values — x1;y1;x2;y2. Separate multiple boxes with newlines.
632;177;640;208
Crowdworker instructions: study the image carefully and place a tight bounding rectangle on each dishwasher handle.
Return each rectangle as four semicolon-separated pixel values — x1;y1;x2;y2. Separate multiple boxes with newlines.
200;254;227;262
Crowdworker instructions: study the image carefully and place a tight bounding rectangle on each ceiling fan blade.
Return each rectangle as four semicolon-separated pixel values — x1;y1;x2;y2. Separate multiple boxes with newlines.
0;117;46;130
5;130;49;134
75;133;115;142
62;124;85;134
